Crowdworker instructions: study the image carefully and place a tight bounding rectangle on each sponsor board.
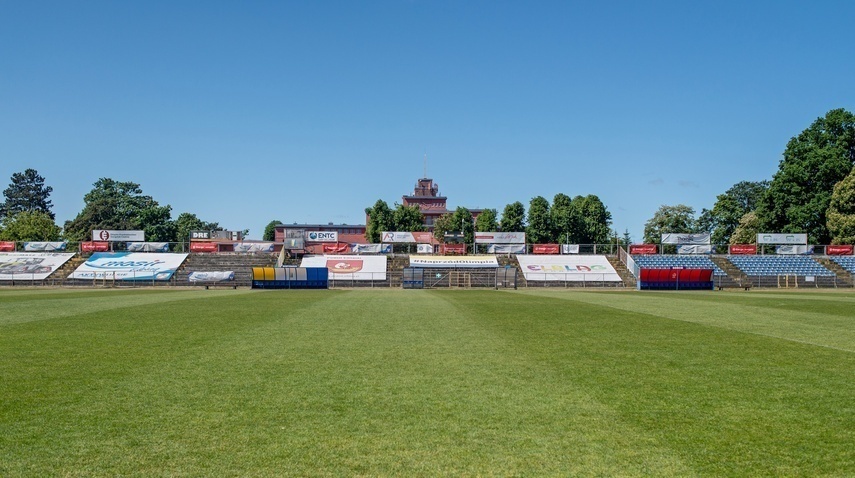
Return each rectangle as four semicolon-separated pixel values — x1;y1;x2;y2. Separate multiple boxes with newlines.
190;242;218;253
826;245;853;255
301;255;387;280
562;244;580;254
0;241;15;252
757;233;808;245
409;255;499;268
381;231;434;243
677;244;712;254
188;271;234;282
516;255;622;282
23;242;67;251
68;252;188;281
81;242;110;252
729;244;757;255
475;232;526;244
440;244;466;254
127;242;169;252
233;242;275;253
629;244;658;254
661;233;711;245
190;230;211;240
487;244;525;254
416;244;434;254
352;244;393;254
93;230;145;242
533;244;560;254
305;231;338;243
0;253;75;280
323;243;350;254
776;245;814;255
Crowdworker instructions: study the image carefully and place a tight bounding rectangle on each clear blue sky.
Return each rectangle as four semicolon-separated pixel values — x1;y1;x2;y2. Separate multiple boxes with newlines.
2;1;853;240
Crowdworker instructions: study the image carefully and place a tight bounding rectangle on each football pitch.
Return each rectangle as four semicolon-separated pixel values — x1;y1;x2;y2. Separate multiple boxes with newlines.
1;288;853;476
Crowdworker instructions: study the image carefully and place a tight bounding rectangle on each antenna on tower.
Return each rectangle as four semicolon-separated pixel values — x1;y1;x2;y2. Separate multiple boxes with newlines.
423;151;427;178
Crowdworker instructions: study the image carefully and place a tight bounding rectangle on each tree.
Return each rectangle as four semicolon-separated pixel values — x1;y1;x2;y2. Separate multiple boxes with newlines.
174;212;221;243
475;208;498;232
0;211;61;242
263;220;282;241
756;108;855;243
392;204;425;232
499;202;525;233
576;194;613;244
701;181;769;244
550;193;577;243
364;199;393;243
432;213;455;243
643;204;696;243
1;169;54;221
730;211;761;244
526;196;551;243
827;166;855;244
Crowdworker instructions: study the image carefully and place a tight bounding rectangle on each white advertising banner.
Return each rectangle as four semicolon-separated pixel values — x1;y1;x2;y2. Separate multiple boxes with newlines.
661;233;711;245
304;231;338;243
351;244;392;254
776;245;814;255
562;244;580;254
127;242;169;252
409;255;499;268
475;232;526;244
677;244;712;254
233;242;275;253
757;233;808;245
381;232;415;243
188;271;235;282
417;244;434;254
488;244;525;254
23;241;68;251
300;255;387;280
92;230;145;242
68;252;188;281
0;253;75;280
516;255;622;282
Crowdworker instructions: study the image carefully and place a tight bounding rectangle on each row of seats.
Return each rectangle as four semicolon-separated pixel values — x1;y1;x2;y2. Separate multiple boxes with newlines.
726;255;834;277
831;256;855;274
632;255;725;275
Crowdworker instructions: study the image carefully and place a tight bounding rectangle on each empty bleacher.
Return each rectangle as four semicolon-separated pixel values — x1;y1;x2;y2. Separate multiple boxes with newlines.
632;255;726;276
726;255;834;277
829;256;855;275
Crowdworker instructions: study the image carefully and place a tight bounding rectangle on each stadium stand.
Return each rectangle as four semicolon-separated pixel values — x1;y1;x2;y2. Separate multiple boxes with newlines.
726;255;835;277
632;255;726;276
830;256;855;275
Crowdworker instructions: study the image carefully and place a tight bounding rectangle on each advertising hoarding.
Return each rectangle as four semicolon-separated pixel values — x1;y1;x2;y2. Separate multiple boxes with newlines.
0;253;75;280
757;233;808;245
68;252;188;281
661;233;711;245
93;230;145;242
300;255;387;280
305;231;338;243
475;232;526;244
516;255;622;282
408;255;499;268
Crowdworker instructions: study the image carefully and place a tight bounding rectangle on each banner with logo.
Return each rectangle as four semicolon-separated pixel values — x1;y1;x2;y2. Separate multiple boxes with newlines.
409;255;499;268
440;244;466;254
826;245;853;255
190;230;211;240
68;252;188;281
301;255;387;280
381;231;434;243
127;242;169;252
516;255;622;282
233;242;275;253
188;271;235;282
562;244;580;254
81;242;110;252
23;242;67;251
190;242;218;253
0;253;75;280
475;232;526;244
629;244;658;254
757;233;808;245
487;244;525;254
677;244;712;254
416;244;434;254
776;245;814;255
305;231;338;243
533;244;560;254
92;230;145;242
729;244;757;255
0;242;15;252
323;243;350;254
661;233;711;245
351;243;392;254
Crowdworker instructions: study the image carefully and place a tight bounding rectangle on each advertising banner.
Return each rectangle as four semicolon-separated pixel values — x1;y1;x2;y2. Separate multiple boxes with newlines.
68;252;188;281
127;242;169;252
23;242;67;251
190;230;211;240
516;255;622;282
323;243;350;254
562;244;580;254
677;244;712;254
300;255;387;280
729;244;757;255
661;233;711;245
533;244;560;254
92;230;145;242
487;244;525;254
212;230;242;240
81;242;110;252
0;253;75;280
757;233;808;245
826;245;853;255
190;242;218;253
233;242;275;253
305;231;338;243
409;255;499;268
188;271;235;282
0;241;15;252
351;244;392;254
475;232;526;244
416;244;434;254
381;232;434;243
776;245;814;255
440;244;466;254
629;244;658;254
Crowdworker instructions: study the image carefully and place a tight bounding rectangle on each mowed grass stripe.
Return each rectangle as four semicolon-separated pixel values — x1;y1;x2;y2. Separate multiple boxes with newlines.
519;289;855;352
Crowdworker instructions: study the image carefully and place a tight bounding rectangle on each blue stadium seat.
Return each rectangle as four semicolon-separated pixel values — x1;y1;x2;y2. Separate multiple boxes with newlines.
726;255;834;276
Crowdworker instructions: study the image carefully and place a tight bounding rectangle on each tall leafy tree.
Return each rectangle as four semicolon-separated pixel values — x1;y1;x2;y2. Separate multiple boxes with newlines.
827;166;855;244
432;213;455;243
576;194;613;244
174;212;222;242
643;204;696;243
0;211;61;242
756;108;855;243
526;196;551;243
364;199;393;243
699;180;769;244
392;204;425;232
1;169;54;221
550;193;577;243
475;208;498;232
263;220;282;241
450;207;475;245
499;201;525;233
730;211;761;244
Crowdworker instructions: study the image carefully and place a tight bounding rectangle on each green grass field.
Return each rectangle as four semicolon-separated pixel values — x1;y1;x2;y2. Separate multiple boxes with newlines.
1;288;853;477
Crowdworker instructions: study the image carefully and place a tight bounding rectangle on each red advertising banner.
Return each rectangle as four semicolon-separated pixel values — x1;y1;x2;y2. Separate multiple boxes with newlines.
533;244;560;254
440;243;466;255
826;245;854;255
323;243;350;254
629;244;657;254
81;241;110;252
0;241;15;252
190;242;218;253
729;244;757;255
